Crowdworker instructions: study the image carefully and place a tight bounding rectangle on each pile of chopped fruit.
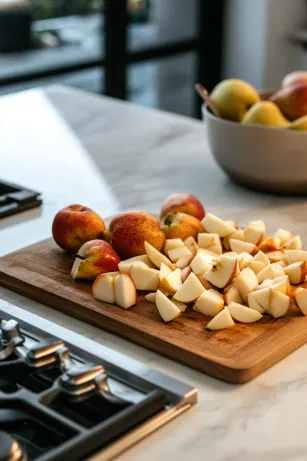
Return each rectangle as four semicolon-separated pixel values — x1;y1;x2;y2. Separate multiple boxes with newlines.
91;213;307;330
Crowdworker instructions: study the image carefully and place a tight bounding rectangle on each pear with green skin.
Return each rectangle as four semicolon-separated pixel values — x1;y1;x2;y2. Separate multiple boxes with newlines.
288;115;307;131
210;79;260;122
242;101;289;128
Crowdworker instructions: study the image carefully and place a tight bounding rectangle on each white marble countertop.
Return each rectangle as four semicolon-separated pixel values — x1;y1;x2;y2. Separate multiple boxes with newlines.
2;87;307;461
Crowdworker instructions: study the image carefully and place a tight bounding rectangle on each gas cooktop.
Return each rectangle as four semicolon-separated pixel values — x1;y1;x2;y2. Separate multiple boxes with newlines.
0;300;197;461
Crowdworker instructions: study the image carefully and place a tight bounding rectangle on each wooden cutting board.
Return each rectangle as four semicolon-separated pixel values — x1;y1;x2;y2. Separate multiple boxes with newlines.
0;238;307;384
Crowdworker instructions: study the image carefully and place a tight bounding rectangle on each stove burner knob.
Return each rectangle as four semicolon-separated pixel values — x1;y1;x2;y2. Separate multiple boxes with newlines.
27;338;65;361
25;338;66;369
1;320;24;348
55;346;73;372
0;431;26;461
60;365;104;391
59;365;130;408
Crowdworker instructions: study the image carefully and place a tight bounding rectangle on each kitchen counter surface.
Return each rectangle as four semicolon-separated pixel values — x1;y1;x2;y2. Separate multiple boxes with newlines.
1;86;307;461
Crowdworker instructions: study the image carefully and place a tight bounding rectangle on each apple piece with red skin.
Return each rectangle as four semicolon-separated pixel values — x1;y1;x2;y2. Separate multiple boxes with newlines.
110;211;165;259
160;212;204;241
71;240;120;281
160;193;205;221
270;83;307;121
52;204;106;253
204;255;237;289
282;71;307;88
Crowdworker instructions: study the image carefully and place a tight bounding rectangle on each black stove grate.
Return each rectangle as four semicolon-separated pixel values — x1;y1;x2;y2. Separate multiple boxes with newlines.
0;320;166;461
0;180;42;219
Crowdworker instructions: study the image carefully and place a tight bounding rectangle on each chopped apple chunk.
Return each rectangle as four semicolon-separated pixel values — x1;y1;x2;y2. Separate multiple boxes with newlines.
168;246;192;263
159;268;182;295
114;274;137;309
171;299;187;312
201;213;236;237
159;262;172;281
92;273;116;304
293;287;307;315
249;261;266;275
197;233;222;255
248;220;266;233
223;229;244;251
224;285;243;305
257;264;285;283
268;291;290;318
164;239;185;253
229;239;257;255
248;287;271;312
284;250;307;264
204;255;237;289
266;251;284;263
175;253;194;269
145;241;175;270
235;267;258;302
206;307;234;330
243;225;264;245
228;302;263;323
181;266;192;282
173;273;206;303
247;292;266;314
184;236;199;254
118;255;154;274
254;250;270;266
190;252;216;275
285;261;307;285
145;292;156;302
237;252;254;270
258;237;280;252
193;289;224;317
274;228;292;245
130;264;160;291
282;236;302;250
155;290;181;322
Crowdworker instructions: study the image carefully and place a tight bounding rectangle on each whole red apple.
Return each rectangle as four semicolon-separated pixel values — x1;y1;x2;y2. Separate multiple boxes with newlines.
282;71;307;88
52;204;106;253
110;211;165;259
71;239;120;280
270;83;307;121
160;212;204;240
160;193;205;221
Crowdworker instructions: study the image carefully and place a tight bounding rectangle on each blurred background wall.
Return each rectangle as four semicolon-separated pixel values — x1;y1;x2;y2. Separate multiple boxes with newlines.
223;0;306;90
0;0;305;117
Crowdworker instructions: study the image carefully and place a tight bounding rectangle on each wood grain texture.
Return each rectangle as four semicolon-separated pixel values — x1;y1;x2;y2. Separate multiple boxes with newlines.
1;237;307;383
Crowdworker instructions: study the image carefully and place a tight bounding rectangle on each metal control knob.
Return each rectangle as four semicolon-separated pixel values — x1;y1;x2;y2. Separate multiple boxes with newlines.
1;320;24;347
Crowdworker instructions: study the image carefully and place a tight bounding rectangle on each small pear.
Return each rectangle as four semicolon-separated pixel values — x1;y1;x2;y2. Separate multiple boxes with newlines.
210;79;260;122
242;101;289;128
288;115;307;131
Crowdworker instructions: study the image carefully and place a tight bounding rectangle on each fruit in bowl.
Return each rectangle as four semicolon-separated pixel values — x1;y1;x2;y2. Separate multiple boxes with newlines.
282;70;307;88
209;79;260;122
197;70;307;131
242;101;288;127
270;83;307;121
198;71;307;193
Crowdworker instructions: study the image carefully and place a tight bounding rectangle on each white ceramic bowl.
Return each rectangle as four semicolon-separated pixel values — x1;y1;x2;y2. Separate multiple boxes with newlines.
203;104;307;194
